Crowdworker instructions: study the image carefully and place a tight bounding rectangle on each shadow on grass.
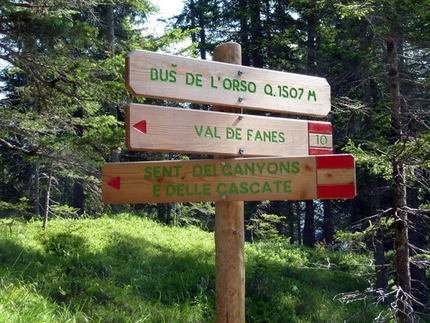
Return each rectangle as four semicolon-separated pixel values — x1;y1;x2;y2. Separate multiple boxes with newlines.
0;220;382;323
1;229;215;322
244;244;382;323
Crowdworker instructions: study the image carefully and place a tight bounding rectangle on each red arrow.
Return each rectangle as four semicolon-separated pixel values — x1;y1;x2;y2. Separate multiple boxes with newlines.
133;120;147;134
107;176;121;190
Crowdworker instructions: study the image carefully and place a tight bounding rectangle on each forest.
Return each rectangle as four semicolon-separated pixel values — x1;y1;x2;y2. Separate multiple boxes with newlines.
0;0;429;322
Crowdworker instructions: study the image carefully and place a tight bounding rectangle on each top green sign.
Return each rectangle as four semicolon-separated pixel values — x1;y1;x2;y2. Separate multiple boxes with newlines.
126;50;331;117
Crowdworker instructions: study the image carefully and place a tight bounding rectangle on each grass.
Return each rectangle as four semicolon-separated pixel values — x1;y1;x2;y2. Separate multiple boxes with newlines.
0;213;383;322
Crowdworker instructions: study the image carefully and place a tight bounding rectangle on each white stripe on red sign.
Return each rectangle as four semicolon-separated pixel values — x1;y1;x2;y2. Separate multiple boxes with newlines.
316;154;356;199
309;147;333;155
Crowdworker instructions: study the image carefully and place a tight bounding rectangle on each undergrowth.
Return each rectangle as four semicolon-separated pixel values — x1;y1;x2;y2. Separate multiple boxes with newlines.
0;213;382;322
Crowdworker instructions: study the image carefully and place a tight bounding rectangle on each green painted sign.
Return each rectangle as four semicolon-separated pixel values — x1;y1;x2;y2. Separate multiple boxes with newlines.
126;50;331;117
102;155;356;204
126;104;333;156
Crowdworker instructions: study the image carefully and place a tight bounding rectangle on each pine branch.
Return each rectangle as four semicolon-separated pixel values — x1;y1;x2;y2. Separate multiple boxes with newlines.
0;138;42;156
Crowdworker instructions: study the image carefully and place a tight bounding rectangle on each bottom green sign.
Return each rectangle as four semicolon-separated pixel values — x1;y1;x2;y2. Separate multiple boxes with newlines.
102;155;356;204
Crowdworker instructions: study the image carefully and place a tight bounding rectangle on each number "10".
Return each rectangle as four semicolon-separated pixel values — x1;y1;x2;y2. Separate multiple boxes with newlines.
315;134;328;146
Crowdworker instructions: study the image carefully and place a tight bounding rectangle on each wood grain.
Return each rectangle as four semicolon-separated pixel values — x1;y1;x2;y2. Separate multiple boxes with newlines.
126;104;332;156
126;50;331;117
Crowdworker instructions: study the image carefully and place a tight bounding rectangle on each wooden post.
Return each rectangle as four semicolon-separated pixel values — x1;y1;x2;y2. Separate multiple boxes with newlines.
213;42;245;323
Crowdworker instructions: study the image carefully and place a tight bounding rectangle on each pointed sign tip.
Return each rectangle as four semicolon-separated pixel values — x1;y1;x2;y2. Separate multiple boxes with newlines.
107;176;121;190
133;120;147;134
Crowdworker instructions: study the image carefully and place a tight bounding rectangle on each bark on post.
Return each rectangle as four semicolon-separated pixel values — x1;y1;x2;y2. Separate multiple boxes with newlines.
213;42;245;323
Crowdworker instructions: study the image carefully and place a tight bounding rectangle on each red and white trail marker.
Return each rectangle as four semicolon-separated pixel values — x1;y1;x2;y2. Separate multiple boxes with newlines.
315;154;356;199
308;121;333;155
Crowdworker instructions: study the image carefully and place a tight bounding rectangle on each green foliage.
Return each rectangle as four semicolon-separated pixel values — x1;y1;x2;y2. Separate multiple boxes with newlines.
334;215;395;252
0;197;31;218
49;205;80;219
147;27;201;56
342;139;393;179
0;197;30;212
246;242;378;322
247;213;286;242
0;277;81;323
0;214;382;322
334;1;375;19
245;200;289;243
174;202;215;229
1;0;194;217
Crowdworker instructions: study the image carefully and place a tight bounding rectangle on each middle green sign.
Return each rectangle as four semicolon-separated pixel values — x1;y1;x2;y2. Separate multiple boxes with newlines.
126;104;332;157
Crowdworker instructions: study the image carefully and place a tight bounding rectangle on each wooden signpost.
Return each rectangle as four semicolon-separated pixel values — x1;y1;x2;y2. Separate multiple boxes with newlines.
126;50;331;117
102;155;356;205
102;42;356;323
126;103;333;156
211;44;245;323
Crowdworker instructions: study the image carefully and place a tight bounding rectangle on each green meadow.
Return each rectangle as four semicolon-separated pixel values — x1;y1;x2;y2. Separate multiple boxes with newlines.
0;213;382;322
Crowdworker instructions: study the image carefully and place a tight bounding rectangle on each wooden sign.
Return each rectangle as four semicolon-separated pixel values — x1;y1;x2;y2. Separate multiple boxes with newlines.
126;104;333;156
126;50;331;117
102;155;355;204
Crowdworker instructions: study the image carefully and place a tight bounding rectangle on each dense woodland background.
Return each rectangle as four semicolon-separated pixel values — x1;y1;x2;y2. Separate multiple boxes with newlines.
1;0;430;322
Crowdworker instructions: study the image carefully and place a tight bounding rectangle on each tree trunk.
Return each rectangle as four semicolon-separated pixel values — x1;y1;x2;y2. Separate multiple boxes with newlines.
322;200;334;244
105;4;121;214
73;180;85;215
306;0;317;75
198;0;206;60
287;201;295;244
106;3;115;56
34;161;40;215
43;162;53;230
393;162;412;322
387;27;413;322
157;203;173;224
189;0;198;56
72;108;85;214
303;200;315;247
110;149;121;214
239;0;250;66
249;0;263;68
296;201;302;245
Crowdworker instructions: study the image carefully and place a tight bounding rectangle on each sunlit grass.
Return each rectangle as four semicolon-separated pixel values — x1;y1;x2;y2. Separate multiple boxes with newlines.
0;213;381;322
